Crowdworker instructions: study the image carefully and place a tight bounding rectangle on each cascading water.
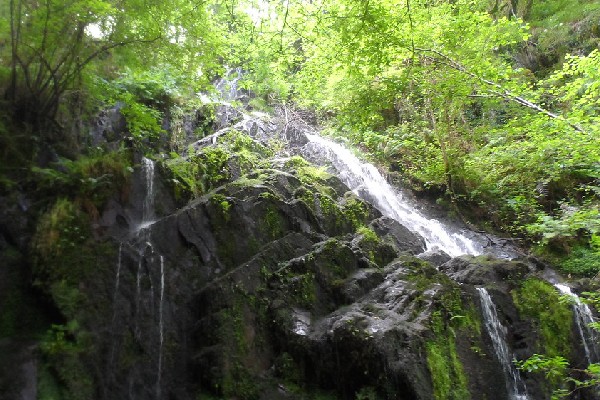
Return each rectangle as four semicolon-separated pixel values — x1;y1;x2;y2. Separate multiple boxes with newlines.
554;284;599;364
215;67;243;102
107;155;169;398
477;288;529;400
302;134;482;257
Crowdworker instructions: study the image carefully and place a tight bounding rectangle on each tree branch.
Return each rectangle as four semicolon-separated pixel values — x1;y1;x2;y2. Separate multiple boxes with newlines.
415;47;585;133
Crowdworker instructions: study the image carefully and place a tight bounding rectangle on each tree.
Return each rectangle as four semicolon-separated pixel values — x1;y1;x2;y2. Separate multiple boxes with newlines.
0;0;223;132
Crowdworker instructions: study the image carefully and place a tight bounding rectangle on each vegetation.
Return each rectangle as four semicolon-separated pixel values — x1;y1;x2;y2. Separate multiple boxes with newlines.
516;291;600;398
425;285;479;400
512;279;573;358
0;0;599;398
1;0;597;277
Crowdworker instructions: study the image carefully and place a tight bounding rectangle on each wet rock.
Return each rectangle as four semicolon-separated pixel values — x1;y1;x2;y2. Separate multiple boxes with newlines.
417;249;451;267
90;105;127;146
439;255;530;286
369;216;427;255
24;101;595;400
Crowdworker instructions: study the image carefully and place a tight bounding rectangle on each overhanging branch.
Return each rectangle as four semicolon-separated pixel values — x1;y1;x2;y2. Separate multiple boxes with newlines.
415;47;585;133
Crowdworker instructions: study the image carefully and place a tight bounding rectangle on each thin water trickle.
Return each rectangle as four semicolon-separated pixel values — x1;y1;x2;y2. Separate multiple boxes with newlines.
156;255;165;399
109;243;124;368
112;243;123;322
477;288;529;400
134;256;143;340
554;284;599;364
114;244;122;303
302;134;482;257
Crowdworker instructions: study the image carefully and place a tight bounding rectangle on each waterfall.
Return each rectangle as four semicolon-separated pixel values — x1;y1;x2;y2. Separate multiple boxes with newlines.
141;157;156;228
477;288;529;400
302;134;482;257
215;67;243;102
554;284;599;364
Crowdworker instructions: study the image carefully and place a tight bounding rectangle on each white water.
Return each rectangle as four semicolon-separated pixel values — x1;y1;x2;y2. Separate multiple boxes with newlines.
141;157;156;226
214;67;243;102
477;288;529;400
303;134;482;257
554;284;599;364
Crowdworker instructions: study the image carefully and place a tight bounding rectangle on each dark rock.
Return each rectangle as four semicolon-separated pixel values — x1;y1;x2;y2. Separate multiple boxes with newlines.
21;100;595;400
369;216;427;255
90;105;127;146
439;255;530;287
417;249;451;267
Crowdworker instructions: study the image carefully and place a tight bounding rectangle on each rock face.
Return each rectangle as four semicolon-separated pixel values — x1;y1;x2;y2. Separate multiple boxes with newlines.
2;104;597;400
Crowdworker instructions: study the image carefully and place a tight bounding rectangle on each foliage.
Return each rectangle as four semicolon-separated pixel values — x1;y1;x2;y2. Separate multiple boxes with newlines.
515;354;569;386
39;321;94;400
0;0;225;157
166;130;271;198
31;148;132;212
517;290;600;398
222;0;600;278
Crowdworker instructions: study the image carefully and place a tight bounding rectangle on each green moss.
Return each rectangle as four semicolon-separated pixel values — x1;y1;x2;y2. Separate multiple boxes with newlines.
297;165;331;182
403;257;443;291
32;198;93;285
210;193;231;221
38;363;65;400
422;275;483;400
39;321;95;400
30;196;117;397
32;148;132;209
263;208;284;239
285;156;336;197
342;195;370;229
319;239;355;279
355;386;379;400
355;226;388;265
284;155;311;169
233;176;265;187
215;294;264;400
222;129;272;157
512;278;573;357
426;311;471;400
290;272;317;307
166;130;274;197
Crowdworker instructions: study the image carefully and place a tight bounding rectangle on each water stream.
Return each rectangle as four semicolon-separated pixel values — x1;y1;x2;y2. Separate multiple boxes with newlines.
109;243;124;369
477;288;529;400
112;243;123;323
214;67;244;102
109;155;167;398
140;157;156;228
302;134;483;257
157;255;165;399
554;284;599;364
